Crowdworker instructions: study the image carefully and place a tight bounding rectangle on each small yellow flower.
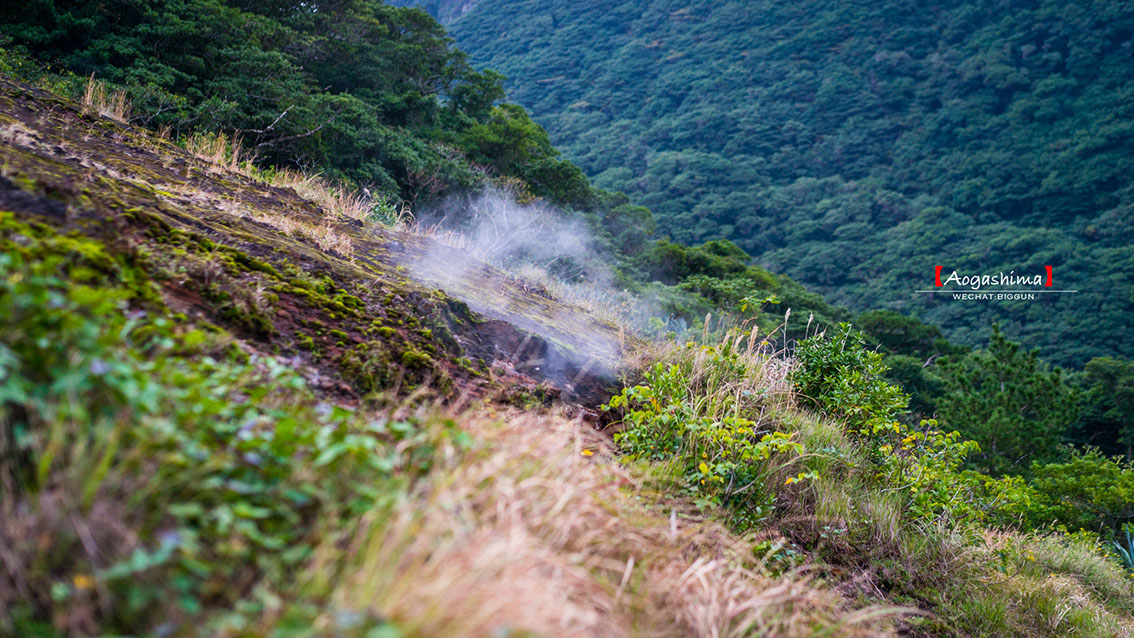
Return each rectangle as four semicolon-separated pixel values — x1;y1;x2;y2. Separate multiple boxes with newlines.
785;477;795;485
73;574;94;590
581;449;594;457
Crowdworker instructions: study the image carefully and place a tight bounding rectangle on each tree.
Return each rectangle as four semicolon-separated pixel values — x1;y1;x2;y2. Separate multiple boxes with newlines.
936;324;1077;475
439;0;1134;367
1074;357;1134;458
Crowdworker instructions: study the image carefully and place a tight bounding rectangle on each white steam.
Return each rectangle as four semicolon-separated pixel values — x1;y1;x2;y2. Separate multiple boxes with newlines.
419;186;612;286
397;186;642;379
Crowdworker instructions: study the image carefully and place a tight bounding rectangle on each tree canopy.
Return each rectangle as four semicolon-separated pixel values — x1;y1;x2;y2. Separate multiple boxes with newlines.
427;0;1134;367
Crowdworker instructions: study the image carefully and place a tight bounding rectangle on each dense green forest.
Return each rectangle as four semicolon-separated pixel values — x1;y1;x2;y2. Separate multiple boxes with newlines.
416;0;1134;368
3;1;1134;635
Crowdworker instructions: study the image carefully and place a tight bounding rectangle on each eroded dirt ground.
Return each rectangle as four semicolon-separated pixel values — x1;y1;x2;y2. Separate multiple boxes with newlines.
0;77;624;409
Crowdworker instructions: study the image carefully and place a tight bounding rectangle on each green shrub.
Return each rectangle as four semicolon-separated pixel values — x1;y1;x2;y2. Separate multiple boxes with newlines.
989;449;1134;536
604;338;802;529
876;422;988;526
792;323;908;440
792;324;1000;527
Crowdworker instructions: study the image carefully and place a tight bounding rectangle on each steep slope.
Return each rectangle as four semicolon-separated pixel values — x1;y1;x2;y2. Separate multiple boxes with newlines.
4;74;1133;638
0;72;897;638
428;0;1134;367
0;75;622;405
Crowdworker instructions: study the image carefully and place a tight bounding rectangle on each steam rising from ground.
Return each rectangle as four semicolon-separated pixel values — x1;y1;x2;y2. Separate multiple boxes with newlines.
418;187;611;286
397;187;655;381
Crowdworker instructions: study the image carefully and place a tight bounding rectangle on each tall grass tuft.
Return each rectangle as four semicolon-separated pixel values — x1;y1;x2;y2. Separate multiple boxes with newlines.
81;75;131;123
182;130;253;174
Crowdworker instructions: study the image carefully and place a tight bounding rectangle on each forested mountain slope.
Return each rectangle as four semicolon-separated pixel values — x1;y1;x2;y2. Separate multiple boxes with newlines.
4;2;1134;635
5;76;1133;638
424;0;1134;366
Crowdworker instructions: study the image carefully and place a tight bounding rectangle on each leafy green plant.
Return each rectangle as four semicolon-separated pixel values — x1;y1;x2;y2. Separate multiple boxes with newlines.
605;336;804;529
792;322;909;441
365;192;412;227
877;420;986;526
792;323;997;527
0;216;459;635
988;449;1134;535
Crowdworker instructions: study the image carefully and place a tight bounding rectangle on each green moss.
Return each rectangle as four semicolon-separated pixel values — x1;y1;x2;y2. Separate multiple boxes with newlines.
332;292;364;310
377;326;397;338
295;332;315;351
203;285;275;337
456;357;482;377
401;349;432;369
300;318;325;331
445;297;475;322
502;384;557;409
218;250;280;278
0;211;160;306
422;319;460;354
337;341;394;393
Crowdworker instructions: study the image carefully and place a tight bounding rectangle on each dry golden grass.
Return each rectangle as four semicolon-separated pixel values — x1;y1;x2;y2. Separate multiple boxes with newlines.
169;186;356;261
269;213;355;258
182;131;250;174
507;263;649;329
154;137;361;261
0;120;39;149
81;75;131;123
411;220;477;253
266;168;386;224
179;130;411;233
291;409;897;638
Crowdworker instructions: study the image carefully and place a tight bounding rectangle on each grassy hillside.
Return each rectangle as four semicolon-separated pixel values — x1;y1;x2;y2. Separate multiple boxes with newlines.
433;0;1134;367
2;74;1133;637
